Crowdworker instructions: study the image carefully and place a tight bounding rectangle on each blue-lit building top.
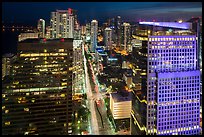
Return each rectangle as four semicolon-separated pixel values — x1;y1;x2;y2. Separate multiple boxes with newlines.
139;22;192;30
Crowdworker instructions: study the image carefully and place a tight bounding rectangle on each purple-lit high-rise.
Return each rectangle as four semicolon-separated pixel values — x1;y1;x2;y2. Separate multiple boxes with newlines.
147;35;201;135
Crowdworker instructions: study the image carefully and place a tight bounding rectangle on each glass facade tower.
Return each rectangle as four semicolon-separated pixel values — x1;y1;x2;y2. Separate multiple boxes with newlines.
147;35;201;135
90;20;98;53
2;38;74;135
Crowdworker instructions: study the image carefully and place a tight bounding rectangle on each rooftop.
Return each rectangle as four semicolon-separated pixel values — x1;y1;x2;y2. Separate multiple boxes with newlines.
139;22;192;29
111;91;132;102
18;38;73;43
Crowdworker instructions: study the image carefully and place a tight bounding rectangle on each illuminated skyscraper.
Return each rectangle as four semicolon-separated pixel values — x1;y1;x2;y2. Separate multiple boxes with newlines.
72;40;85;97
85;23;91;43
90;20;98;52
37;19;45;38
115;16;122;49
2;38;74;135
50;9;74;38
130;22;201;135
121;22;131;51
104;27;112;50
147;35;201;135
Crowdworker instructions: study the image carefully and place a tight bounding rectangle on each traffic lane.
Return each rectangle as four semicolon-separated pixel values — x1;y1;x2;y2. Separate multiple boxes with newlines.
95;99;115;135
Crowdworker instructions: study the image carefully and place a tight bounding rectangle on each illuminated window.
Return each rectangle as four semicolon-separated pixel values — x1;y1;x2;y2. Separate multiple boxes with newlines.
60;94;65;97
5;122;10;126
24;108;29;112
5;110;9;113
61;82;67;86
34;92;39;95
59;49;65;52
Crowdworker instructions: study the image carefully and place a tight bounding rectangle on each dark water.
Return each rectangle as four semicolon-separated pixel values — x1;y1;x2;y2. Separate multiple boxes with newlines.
2;30;21;55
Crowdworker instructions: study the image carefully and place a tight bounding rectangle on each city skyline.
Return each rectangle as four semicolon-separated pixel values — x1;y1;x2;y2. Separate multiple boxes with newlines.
2;2;202;135
2;2;202;25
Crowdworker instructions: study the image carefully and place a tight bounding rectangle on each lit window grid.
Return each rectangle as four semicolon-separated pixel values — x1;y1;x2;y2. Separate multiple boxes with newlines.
14;48;71;89
2;40;74;134
156;71;200;135
149;36;195;42
146;73;157;135
147;35;200;135
148;35;197;73
50;11;73;38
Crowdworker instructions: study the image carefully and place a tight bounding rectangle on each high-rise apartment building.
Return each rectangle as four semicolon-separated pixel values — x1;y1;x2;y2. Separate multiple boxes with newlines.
115;16;122;49
85;23;91;43
121;22;131;51
2;38;74;135
147;35;201;135
104;27;112;50
90;20;98;52
37;19;45;38
50;9;75;38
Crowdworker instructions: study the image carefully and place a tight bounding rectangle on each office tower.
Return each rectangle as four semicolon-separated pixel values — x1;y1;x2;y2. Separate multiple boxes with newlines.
130;39;148;135
104;27;112;50
72;40;85;97
147;35;201;135
2;38;74;135
50;9;75;38
18;32;39;42
85;23;91;43
2;53;16;80
90;20;98;53
110;91;132;135
115;16;122;49
187;17;202;70
108;18;116;45
130;21;201;135
37;19;45;38
110;92;132;120
121;23;131;51
81;25;86;35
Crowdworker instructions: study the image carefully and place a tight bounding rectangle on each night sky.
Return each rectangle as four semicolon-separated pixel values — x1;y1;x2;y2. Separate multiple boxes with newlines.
2;2;202;26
